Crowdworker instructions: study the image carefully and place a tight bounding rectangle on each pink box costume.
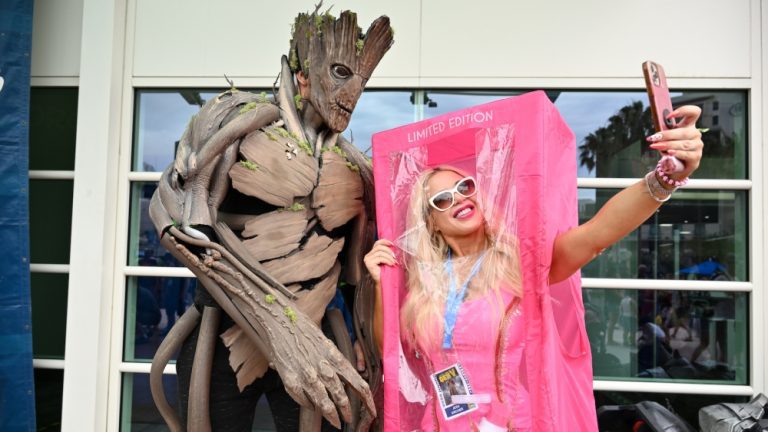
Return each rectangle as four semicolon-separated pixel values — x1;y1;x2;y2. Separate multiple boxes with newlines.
372;91;598;431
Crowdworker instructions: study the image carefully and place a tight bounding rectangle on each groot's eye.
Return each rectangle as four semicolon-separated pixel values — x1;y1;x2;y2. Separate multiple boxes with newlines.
331;64;352;79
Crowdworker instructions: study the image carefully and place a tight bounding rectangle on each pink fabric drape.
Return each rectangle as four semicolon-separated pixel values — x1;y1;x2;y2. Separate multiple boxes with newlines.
371;91;597;431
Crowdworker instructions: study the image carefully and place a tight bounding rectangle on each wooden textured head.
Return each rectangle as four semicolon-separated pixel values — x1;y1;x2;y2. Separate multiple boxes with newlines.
289;8;394;132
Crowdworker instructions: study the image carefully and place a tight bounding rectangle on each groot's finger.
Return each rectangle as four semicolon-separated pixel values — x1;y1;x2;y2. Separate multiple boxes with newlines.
318;360;352;423
280;369;312;408
338;367;375;416
305;379;341;429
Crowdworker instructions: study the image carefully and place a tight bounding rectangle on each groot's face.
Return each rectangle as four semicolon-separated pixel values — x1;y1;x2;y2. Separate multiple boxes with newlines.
310;55;365;133
290;11;393;133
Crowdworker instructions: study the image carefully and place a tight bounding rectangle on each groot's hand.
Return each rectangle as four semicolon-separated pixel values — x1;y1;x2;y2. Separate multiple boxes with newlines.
165;227;374;429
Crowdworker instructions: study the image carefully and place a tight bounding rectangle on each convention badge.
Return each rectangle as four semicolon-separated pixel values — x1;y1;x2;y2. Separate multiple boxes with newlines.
430;363;487;420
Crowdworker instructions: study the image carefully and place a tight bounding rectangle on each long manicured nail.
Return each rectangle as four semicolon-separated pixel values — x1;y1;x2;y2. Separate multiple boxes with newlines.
646;133;663;142
649;143;666;149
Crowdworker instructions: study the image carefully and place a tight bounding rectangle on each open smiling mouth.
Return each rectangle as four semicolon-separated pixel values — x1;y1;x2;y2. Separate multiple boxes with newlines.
453;203;474;219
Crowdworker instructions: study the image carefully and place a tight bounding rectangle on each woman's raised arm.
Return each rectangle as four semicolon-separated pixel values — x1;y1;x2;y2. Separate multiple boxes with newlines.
549;105;703;284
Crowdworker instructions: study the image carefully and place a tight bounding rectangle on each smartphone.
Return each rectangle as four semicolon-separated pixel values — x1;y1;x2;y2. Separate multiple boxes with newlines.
643;60;684;173
642;60;677;132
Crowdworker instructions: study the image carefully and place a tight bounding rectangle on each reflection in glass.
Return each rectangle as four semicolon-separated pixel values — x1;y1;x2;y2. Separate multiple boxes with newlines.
124;277;196;362
120;373;277;431
30;180;73;264
423;90;522;118
344;90;415;155
133;90;415;170
31;273;68;359
35;368;64;431
422;90;747;179
580;189;747;281
127;182;183;267
594;391;749;430
585;289;747;384
132;90;229;172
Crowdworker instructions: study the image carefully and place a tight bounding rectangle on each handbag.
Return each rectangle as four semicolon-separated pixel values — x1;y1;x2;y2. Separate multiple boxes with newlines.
699;393;768;432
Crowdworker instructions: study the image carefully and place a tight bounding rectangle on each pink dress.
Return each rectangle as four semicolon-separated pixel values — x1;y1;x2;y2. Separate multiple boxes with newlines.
419;291;531;431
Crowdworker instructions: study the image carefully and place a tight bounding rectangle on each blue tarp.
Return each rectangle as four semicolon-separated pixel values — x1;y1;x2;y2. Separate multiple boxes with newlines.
0;0;36;430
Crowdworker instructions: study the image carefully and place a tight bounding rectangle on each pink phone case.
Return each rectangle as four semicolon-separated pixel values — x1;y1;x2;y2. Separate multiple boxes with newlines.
643;60;676;132
643;60;684;173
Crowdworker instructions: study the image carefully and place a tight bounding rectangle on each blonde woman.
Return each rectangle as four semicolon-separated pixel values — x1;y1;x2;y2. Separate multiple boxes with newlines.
365;105;704;431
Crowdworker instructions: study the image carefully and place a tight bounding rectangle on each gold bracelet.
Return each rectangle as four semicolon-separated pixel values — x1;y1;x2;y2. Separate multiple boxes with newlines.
645;171;675;203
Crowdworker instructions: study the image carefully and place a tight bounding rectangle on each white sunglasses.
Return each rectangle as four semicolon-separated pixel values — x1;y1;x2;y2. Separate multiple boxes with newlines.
428;176;477;212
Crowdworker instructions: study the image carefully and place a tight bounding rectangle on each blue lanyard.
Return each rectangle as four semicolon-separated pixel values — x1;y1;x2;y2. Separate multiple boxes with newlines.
442;249;487;349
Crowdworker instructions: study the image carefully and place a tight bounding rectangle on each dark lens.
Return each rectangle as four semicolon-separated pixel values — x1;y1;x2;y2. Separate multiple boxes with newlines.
431;192;454;210
456;178;476;196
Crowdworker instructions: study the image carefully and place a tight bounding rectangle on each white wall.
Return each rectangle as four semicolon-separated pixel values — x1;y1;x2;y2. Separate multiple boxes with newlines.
31;0;84;79
128;0;752;85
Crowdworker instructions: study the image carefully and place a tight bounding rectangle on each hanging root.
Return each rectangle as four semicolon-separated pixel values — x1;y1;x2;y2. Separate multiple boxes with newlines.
327;308;361;431
188;306;221;432
299;406;323;432
150;307;202;432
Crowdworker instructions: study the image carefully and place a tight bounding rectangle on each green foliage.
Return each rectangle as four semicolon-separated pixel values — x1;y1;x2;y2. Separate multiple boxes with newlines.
279;202;305;212
331;145;348;159
356;38;364;54
294;94;304;111
239;160;259;171
265;294;276;304
276;127;291;138
346;161;360;172
239;102;258;114
303;59;311;74
283;306;298;324
264;130;278;141
289;48;299;71
258;92;269;103
297;140;313;156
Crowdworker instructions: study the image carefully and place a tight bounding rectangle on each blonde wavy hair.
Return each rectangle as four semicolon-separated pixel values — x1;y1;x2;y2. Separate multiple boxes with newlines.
399;166;522;351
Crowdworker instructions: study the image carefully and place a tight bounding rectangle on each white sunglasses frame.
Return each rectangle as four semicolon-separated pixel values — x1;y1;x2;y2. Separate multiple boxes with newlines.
427;176;478;212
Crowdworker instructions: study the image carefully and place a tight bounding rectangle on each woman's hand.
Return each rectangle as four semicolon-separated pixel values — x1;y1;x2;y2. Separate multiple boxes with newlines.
364;239;397;352
647;105;704;180
363;239;397;283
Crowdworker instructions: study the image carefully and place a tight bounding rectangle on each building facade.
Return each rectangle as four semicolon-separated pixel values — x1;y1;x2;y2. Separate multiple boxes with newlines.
28;0;768;430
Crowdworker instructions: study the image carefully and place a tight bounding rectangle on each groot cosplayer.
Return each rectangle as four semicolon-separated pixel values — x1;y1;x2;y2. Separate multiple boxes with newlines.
148;8;393;432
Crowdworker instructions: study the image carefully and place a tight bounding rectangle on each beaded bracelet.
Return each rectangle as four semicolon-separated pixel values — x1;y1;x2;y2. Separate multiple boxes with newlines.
655;159;689;187
645;171;673;203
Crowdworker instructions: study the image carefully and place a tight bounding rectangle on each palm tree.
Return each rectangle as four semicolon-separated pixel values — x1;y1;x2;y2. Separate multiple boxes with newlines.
578;101;655;175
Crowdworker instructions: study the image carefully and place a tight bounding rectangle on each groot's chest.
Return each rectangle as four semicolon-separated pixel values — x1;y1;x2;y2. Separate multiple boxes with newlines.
226;125;364;288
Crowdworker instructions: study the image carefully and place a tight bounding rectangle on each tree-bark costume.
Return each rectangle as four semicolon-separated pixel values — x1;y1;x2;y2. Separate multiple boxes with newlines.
148;8;393;431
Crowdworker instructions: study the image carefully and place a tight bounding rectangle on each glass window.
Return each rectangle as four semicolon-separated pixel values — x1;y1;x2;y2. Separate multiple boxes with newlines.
585;288;748;384
133;89;416;172
132;90;225;172
123;276;196;362
344;90;416;155
31;273;68;359
29;88;78;171
424;90;747;179
34;368;64;430
29;179;74;265
423;90;524;118
580;189;748;281
120;373;276;431
127;182;184;267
